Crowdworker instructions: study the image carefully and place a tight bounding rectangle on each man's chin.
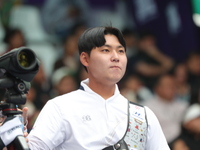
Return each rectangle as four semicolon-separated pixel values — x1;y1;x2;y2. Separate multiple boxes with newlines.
108;76;123;84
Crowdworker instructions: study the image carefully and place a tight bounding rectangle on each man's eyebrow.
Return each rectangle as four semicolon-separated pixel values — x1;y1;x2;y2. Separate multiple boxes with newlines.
103;44;124;49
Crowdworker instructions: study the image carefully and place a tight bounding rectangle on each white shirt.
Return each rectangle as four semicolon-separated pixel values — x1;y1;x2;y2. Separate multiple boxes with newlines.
28;79;170;150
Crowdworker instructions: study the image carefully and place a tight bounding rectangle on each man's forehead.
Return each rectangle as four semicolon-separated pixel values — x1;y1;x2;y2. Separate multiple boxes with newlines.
103;34;124;47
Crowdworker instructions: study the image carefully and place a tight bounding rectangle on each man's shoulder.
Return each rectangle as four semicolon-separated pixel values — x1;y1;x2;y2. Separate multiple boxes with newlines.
51;90;83;103
46;90;87;111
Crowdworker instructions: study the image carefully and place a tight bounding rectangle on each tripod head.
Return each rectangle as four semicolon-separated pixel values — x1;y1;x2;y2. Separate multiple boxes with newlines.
0;76;30;116
0;47;40;150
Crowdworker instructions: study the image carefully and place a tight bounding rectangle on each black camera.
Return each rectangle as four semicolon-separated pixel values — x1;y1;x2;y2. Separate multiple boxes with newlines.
0;47;40;108
0;47;40;150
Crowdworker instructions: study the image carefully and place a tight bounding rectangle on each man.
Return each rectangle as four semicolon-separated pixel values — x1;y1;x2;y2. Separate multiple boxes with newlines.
1;26;169;149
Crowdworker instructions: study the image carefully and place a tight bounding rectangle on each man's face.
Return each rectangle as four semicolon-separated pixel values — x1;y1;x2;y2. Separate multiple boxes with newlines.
155;75;176;101
82;34;127;85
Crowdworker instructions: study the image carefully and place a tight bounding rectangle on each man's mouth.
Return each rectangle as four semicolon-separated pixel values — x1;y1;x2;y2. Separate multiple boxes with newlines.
111;66;121;69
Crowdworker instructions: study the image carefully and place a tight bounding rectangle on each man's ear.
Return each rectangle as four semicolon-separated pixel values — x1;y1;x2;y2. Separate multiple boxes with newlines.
80;52;89;67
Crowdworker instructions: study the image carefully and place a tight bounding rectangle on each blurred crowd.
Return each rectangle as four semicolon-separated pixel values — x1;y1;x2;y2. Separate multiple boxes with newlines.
0;0;200;150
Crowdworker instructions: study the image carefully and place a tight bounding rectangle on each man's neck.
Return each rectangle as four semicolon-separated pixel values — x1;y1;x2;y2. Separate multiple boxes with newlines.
88;80;116;100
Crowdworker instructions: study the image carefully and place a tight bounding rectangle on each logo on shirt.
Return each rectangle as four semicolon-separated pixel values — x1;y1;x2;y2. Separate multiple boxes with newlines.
82;115;91;122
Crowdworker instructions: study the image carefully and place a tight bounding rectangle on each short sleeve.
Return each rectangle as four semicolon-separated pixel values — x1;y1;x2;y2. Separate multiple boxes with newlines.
28;100;66;149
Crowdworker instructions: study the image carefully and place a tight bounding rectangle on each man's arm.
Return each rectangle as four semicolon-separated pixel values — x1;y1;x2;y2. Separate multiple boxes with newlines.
21;107;50;150
27;100;65;150
28;136;50;150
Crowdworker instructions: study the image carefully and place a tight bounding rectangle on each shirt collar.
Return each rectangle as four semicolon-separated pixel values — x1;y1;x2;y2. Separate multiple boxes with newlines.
80;78;120;98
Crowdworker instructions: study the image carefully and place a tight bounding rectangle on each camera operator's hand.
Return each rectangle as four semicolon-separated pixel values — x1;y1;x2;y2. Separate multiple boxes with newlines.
22;107;29;144
21;107;28;128
0;116;23;149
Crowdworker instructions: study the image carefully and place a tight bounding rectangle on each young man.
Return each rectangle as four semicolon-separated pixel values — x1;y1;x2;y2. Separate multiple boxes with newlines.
26;26;170;149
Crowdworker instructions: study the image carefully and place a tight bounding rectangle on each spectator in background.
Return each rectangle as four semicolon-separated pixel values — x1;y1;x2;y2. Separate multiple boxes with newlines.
185;51;200;89
189;85;200;105
171;85;200;150
142;74;188;145
86;0;131;30
21;86;40;133
51;67;78;97
126;30;174;89
53;32;80;73
31;62;51;110
171;103;200;150
120;74;154;103
121;27;138;59
173;63;190;103
41;0;89;41
71;23;87;40
2;28;26;54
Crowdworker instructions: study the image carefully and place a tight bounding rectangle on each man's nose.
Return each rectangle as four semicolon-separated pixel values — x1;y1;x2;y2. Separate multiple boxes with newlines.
111;51;119;62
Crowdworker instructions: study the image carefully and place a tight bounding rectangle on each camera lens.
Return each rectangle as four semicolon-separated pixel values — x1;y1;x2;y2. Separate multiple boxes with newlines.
18;51;30;68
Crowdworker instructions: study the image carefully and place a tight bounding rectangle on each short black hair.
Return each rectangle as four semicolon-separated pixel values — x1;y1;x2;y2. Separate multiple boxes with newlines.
78;26;126;55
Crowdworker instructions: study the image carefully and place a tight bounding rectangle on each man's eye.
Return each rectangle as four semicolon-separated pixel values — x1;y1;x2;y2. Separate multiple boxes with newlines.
119;50;125;53
102;49;109;52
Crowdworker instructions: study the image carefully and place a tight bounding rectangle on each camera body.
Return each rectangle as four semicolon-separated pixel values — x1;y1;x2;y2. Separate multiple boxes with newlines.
0;47;39;150
0;47;40;106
